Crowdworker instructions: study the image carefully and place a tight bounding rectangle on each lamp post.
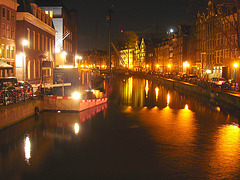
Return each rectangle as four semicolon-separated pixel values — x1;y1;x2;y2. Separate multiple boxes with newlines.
233;62;239;90
22;40;28;81
75;55;82;68
167;64;171;73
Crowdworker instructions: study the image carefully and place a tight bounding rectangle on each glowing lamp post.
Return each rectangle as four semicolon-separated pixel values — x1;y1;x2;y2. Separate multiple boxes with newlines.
167;64;171;73
75;55;82;68
22;40;28;81
233;62;239;90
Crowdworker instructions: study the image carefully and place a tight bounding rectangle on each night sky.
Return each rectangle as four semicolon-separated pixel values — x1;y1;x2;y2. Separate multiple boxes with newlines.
61;0;208;51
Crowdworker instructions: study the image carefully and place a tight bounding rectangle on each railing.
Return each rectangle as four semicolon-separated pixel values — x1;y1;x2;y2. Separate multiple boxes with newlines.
0;87;34;106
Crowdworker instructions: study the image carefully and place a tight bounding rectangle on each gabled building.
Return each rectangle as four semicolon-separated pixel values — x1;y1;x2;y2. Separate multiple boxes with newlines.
35;0;78;67
196;0;238;79
16;0;56;84
0;0;19;77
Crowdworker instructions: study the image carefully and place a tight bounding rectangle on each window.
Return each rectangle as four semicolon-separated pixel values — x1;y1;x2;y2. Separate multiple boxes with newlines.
6;25;10;38
2;24;6;37
11;27;15;39
7;10;10;20
2;8;5;17
33;60;36;78
45;36;48;51
1;44;5;58
38;33;40;50
50;11;53;18
6;45;10;58
33;31;35;50
38;60;41;77
49;38;51;55
42;35;44;51
27;28;30;48
10;46;14;59
11;12;15;21
52;39;54;53
82;72;84;84
27;61;31;79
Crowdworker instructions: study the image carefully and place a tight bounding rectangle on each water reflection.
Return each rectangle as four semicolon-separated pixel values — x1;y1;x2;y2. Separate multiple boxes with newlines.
155;87;159;101
74;123;80;135
167;92;170;107
145;80;149;98
208;124;240;179
24;133;31;165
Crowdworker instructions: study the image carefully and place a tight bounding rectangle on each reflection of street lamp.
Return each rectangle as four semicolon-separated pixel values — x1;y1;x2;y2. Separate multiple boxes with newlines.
22;40;28;81
183;61;189;74
233;62;239;90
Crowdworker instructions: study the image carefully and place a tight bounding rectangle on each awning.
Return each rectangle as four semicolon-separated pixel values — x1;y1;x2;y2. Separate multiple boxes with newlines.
0;60;13;69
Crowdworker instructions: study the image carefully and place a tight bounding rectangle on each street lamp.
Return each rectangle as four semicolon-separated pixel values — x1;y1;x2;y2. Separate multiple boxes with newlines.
233;62;239;90
75;55;82;68
22;40;28;81
167;64;171;73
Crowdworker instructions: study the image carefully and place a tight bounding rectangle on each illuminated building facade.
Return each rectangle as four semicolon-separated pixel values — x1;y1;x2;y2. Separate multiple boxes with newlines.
196;0;238;79
36;0;78;67
16;1;56;84
0;0;19;77
119;38;146;70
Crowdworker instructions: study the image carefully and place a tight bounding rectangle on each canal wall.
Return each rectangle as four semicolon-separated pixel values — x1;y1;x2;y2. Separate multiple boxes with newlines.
0;96;44;130
151;76;240;109
43;96;108;111
0;96;108;130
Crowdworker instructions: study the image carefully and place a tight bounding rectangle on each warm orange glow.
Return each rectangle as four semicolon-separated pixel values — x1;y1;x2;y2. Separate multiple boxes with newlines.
156;64;159;68
208;124;240;177
155;87;159;101
184;104;189;110
168;64;171;68
145;80;149;98
24;135;31;165
146;65;149;68
216;107;221;112
183;61;190;67
233;62;239;68
167;92;170;106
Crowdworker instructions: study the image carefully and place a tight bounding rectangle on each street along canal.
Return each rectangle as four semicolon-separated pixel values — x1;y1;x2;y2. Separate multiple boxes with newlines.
1;77;240;179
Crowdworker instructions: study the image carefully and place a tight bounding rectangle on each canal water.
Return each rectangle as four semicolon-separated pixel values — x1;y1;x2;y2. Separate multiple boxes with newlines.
1;77;240;179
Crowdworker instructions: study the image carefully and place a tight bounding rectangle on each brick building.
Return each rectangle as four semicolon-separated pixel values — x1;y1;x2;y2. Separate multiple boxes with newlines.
0;0;19;77
16;0;56;84
36;0;78;67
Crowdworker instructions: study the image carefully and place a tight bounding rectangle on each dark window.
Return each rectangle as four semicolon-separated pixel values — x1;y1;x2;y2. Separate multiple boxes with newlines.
7;10;10;20
2;8;5;17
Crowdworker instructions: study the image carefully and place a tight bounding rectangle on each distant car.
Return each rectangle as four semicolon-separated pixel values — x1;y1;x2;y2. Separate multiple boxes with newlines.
210;77;226;87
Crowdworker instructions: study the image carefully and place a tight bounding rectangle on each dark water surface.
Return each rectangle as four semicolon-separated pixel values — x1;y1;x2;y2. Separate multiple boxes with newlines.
1;77;240;179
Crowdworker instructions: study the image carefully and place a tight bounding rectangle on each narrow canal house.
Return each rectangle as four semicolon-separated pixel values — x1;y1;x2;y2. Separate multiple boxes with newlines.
0;0;19;78
195;0;240;80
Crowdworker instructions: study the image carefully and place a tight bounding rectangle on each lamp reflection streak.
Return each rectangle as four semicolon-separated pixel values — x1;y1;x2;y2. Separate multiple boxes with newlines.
155;87;159;101
167;92;170;107
145;80;149;98
74;123;80;135
24;134;31;165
